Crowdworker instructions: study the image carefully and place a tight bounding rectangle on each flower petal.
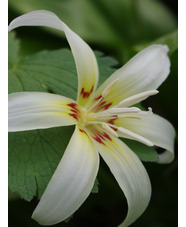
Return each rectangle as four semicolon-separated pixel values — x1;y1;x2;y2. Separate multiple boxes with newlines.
116;112;175;163
93;45;170;107
8;92;80;132
32;126;99;225
91;130;151;227
8;10;99;106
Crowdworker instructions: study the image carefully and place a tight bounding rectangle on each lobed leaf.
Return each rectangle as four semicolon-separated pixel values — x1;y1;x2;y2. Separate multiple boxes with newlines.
8;31;159;202
8;33;116;200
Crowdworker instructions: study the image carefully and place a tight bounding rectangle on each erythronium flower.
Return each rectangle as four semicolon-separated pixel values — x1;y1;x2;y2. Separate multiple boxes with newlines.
8;10;175;227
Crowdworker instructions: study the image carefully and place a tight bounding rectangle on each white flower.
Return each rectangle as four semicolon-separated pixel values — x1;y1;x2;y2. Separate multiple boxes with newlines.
8;10;175;227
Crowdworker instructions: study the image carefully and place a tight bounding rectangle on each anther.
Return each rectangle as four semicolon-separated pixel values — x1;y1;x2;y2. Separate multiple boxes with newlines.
87;96;103;112
102;123;118;137
117;90;159;107
102;78;119;98
106;123;154;147
107;107;141;114
148;107;153;114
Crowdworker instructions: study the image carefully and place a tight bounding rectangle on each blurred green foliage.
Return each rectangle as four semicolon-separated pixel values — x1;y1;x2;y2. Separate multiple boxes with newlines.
9;0;177;62
8;0;177;226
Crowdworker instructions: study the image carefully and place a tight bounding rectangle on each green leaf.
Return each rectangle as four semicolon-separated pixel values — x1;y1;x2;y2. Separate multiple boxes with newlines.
9;0;177;62
8;31;159;204
8;32;20;69
134;29;178;57
9;127;74;200
8;33;117;96
123;139;159;162
91;178;99;194
8;33;116;200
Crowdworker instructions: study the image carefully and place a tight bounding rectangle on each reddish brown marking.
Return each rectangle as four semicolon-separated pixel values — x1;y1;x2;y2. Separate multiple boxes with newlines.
69;113;79;121
107;115;118;132
79;128;87;135
103;102;112;110
107;115;118;125
91;128;112;145
80;86;94;99
71;108;80;114
94;101;105;112
96;130;106;141
94;95;102;101
103;132;112;141
67;102;80;121
99;101;106;107
92;136;105;145
94;101;112;112
67;103;78;108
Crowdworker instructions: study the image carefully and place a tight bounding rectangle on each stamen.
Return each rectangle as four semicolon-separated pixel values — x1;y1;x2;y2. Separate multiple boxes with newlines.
86;120;153;146
86;121;105;125
102;123;118;137
88;107;141;121
102;78;119;98
87;96;103;112
88;79;119;113
116;90;159;107
117;114;142;119
148;107;153;114
107;107;141;114
92;114;141;123
107;124;154;147
119;127;154;146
